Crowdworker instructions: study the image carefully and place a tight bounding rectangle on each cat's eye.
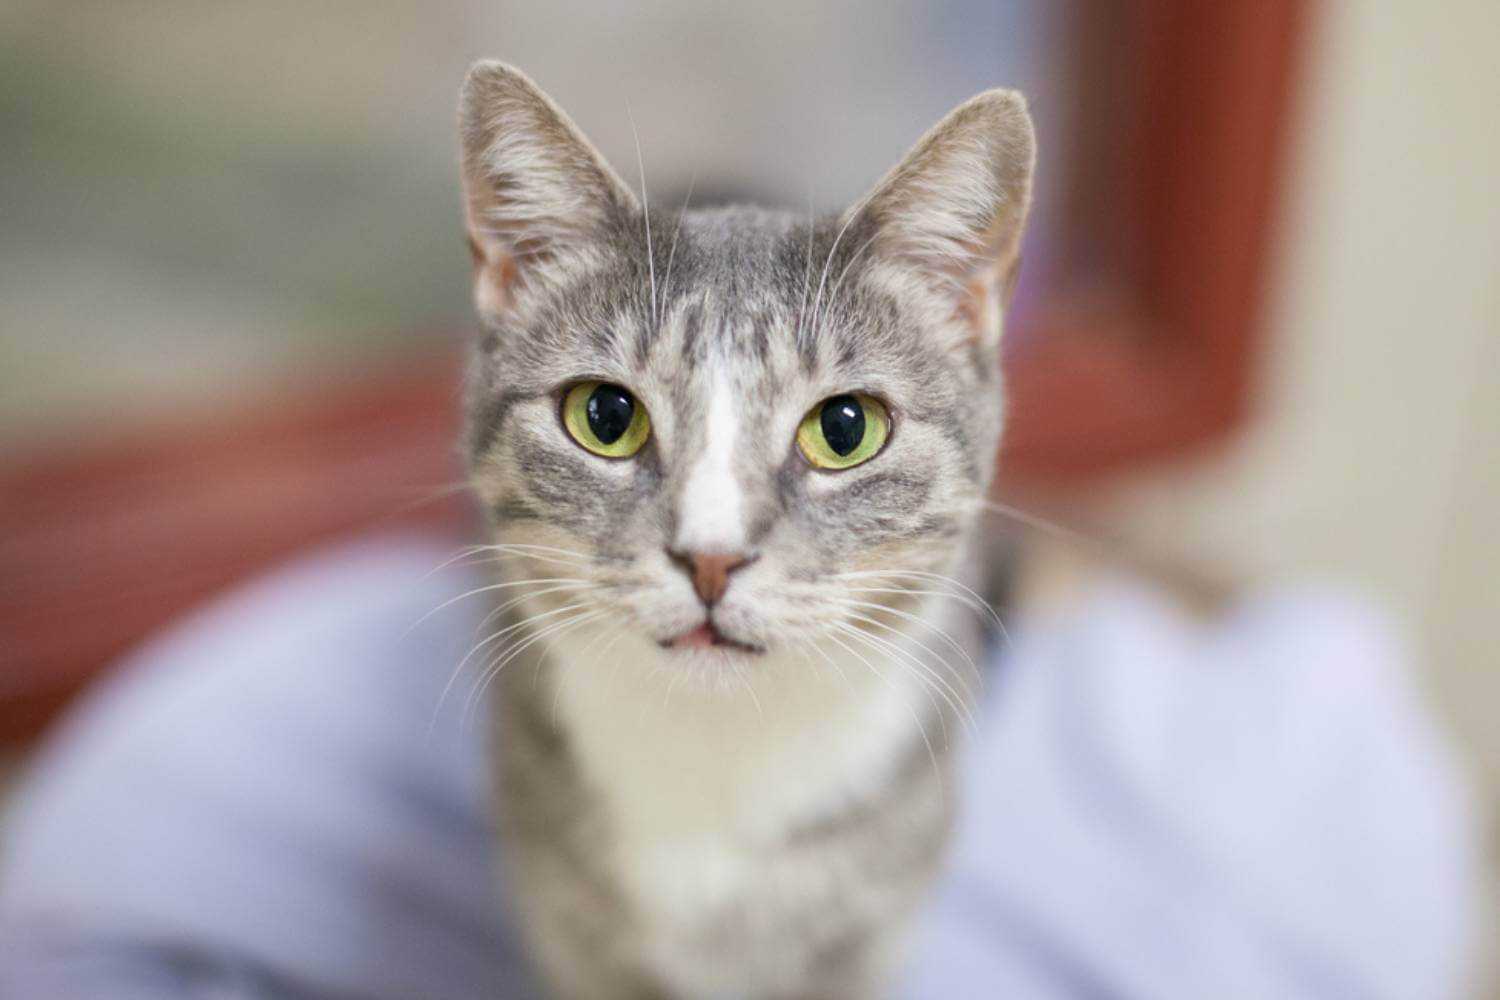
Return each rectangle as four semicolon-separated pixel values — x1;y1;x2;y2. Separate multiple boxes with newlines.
562;381;651;458
796;393;890;470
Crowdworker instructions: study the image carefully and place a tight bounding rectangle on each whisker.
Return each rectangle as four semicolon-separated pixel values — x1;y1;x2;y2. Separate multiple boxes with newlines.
836;603;981;692
731;658;764;719
485;542;594;564
385;481;473;518
472;607;604;731
790;638;829;686
428;597;601;737
839;584;994;626
794;188;817;345
405;577;596;636
569;616;628;663
973;497;1086;543
814;232;879;340
659;170;696;309
823;630;942;782
808;207;862;347
424;542;591;579
835;617;977;734
465;607;606;731
801;636;852;686
834;569;1009;643
545;616;625;724
626;102;657;327
596;625;633;688
834;622;970;738
444;598;599;707
832;597;982;684
422;543;506;578
471;580;601;638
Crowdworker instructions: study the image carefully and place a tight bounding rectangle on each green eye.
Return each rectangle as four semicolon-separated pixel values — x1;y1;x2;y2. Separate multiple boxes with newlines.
562;381;651;458
796;393;890;470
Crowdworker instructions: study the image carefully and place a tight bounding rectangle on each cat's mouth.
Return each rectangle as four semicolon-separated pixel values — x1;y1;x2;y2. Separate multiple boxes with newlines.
659;621;764;655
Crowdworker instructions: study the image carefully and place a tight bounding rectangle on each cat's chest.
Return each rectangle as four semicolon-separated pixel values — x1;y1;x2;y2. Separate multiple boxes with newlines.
548;639;923;920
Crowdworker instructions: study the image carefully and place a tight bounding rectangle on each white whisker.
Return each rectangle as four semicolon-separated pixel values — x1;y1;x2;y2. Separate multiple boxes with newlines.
731;658;763;719
791;638;829;686
839;585;995;634
815;232;879;339
834;617;976;734
795;188;817;344
824;629;942;783
626;103;657;326
452;599;598;696
801;636;852;686
472;581;602;638
545;613;632;716
544;616;623;725
834;623;966;738
428;597;601;737
808;206;863;347
487;542;594;563
407;577;596;636
974;497;1085;543
810;185;876;344
832;597;982;684
422;541;592;579
465;608;606;731
660;170;696;309
422;543;503;578
834;569;1009;643
472;607;603;730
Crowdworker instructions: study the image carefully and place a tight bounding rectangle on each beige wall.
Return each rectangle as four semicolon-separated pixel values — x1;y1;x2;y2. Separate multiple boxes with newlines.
1110;0;1500;790
1107;8;1499;983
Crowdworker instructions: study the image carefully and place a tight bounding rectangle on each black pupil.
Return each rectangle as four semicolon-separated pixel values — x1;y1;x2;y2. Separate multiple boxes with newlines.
586;384;634;444
820;395;866;457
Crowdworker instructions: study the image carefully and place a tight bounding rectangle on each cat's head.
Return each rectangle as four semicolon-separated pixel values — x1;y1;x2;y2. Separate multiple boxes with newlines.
457;62;1033;669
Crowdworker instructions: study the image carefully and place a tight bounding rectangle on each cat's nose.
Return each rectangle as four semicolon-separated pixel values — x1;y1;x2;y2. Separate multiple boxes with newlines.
667;550;753;607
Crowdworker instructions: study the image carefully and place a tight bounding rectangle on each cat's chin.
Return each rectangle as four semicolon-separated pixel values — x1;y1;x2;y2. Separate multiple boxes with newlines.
659;622;765;656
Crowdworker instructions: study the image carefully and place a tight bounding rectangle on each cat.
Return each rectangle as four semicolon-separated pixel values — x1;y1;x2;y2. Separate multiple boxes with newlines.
456;61;1034;999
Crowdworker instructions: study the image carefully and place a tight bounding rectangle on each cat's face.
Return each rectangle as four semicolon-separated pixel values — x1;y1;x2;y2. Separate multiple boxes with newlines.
458;63;1033;664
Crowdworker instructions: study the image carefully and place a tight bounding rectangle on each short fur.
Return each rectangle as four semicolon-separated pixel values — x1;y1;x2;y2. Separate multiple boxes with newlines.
457;62;1034;999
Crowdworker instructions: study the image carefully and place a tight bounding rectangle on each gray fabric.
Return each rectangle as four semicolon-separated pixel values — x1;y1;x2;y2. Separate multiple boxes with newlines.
0;536;1480;998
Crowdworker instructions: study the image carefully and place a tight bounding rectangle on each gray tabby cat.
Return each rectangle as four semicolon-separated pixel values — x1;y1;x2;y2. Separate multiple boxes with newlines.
456;62;1034;999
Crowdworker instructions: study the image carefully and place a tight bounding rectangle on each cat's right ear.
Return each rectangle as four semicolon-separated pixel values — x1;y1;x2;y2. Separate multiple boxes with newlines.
458;62;638;318
847;88;1035;350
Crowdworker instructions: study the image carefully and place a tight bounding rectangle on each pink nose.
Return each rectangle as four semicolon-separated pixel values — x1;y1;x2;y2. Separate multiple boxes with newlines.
668;550;751;607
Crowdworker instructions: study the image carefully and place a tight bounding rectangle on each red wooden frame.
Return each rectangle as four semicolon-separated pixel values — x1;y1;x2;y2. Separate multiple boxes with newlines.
0;362;470;743
1004;0;1308;477
0;0;1308;746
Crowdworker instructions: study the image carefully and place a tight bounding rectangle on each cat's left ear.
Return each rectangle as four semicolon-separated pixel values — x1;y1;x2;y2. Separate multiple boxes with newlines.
458;61;639;318
849;89;1035;345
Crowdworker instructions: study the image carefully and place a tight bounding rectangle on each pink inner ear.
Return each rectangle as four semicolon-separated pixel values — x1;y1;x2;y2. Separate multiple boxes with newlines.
953;272;1004;349
470;236;520;316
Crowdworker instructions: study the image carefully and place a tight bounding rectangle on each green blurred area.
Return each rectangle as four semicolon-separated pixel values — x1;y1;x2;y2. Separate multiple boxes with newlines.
0;9;473;444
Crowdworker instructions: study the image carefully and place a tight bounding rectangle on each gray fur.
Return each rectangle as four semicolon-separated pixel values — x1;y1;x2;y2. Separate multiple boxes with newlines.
456;61;1034;999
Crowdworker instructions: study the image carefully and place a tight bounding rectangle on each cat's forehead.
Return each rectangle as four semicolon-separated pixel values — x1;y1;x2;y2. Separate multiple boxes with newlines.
625;206;921;379
670;205;806;289
648;205;812;342
491;202;955;409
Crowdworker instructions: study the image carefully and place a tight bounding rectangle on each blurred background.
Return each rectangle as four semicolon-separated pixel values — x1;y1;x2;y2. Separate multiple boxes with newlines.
1;0;1497;988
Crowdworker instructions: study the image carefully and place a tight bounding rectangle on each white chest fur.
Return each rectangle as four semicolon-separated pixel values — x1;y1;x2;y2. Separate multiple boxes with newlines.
548;630;928;924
